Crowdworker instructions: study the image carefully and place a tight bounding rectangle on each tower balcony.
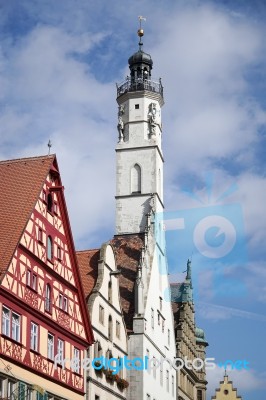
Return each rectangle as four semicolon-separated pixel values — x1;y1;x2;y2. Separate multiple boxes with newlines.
116;76;163;98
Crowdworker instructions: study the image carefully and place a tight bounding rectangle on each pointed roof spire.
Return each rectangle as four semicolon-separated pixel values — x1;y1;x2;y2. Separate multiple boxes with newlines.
186;259;192;280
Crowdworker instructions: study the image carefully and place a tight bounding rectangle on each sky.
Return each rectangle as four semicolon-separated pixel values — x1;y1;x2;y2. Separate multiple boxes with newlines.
0;0;266;398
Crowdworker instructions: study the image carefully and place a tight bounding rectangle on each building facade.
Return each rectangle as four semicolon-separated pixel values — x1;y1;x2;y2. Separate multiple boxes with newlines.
77;242;128;400
113;27;177;400
0;155;94;400
211;373;242;400
171;260;208;400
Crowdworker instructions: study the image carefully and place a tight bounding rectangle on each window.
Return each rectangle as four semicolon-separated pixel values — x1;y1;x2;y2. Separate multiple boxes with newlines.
172;375;175;396
59;293;68;313
166;370;169;392
2;306;21;342
47;236;53;260
18;381;32;400
135;104;139;109
32;274;37;291
73;348;80;374
108;281;112;303
42;190;46;202
7;380;15;400
47;333;54;360
146;349;150;374
38;228;43;243
95;396;100;400
57;339;64;364
27;270;37;290
45;284;52;313
30;322;38;352
131;164;141;193
94;341;102;359
153;357;156;379
116;321;120;338
159;297;162;311
197;390;203;400
151;308;154;329
108;315;113;341
54;202;58;214
2;306;10;336
12;312;20;342
160;363;163;386
57;246;62;260
99;305;104;325
47;193;53;213
168;329;170;346
158;311;160;326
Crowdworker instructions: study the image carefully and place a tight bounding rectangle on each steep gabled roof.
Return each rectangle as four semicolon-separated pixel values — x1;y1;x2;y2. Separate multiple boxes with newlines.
0;153;94;345
0;155;54;279
111;234;144;333
76;249;100;298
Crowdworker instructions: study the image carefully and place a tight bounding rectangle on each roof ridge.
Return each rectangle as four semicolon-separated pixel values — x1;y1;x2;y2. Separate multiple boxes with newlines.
0;154;55;164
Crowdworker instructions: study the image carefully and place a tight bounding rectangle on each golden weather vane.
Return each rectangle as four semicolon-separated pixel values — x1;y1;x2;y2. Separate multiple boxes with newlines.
138;16;146;44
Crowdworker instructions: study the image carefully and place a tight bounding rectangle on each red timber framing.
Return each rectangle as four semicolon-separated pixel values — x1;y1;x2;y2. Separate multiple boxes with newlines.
0;155;94;395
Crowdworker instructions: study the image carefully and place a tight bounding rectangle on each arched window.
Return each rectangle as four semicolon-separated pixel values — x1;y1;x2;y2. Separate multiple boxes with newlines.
108;281;112;303
47;236;53;260
108;315;113;341
94;341;102;359
47;193;53;213
131;164;141;193
45;284;51;312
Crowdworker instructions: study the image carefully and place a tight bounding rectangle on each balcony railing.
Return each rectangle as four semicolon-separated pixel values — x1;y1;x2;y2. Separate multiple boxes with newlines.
116;77;163;97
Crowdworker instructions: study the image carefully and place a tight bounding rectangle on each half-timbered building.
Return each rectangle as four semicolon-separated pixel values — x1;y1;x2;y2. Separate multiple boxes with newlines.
0;155;94;400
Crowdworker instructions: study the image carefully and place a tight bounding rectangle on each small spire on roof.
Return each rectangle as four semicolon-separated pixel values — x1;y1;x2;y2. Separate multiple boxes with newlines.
47;139;52;155
138;16;146;50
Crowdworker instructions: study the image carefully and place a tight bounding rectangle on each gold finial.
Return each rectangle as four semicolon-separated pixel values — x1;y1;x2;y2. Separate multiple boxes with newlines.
138;16;146;38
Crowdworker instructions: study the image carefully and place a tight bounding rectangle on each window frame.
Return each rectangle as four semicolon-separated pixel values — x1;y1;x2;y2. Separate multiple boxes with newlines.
30;322;39;352
47;332;55;360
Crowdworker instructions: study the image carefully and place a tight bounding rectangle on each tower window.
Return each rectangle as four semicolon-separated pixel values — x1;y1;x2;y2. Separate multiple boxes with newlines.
135;104;139;109
131;164;141;193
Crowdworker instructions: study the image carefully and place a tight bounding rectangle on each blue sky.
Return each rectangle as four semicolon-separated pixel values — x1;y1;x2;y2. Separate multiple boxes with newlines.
0;0;266;398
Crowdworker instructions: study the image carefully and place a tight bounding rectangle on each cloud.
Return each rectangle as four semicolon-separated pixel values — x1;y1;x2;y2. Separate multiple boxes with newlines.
198;301;266;322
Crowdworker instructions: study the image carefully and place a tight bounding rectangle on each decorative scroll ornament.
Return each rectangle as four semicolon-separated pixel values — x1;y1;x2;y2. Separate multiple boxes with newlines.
148;103;157;137
117;105;125;142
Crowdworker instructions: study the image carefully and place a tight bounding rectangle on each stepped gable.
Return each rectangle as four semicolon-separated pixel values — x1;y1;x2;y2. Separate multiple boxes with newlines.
0;155;54;280
76;249;100;298
111;234;144;333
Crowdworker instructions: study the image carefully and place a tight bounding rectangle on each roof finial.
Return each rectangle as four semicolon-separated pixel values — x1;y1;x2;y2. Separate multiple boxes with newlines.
224;368;228;377
186;259;192;280
47;139;52;155
138;16;146;50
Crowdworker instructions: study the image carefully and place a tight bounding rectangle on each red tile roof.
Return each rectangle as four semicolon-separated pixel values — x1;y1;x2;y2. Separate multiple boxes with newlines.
0;155;54;279
76;249;100;298
111;234;144;333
